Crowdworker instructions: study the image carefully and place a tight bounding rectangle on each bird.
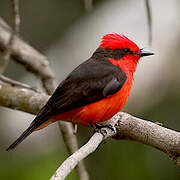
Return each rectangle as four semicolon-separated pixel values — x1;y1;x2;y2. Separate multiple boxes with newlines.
6;33;154;151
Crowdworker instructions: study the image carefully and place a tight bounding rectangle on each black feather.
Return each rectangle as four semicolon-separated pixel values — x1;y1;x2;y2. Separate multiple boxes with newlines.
6;124;37;151
6;109;51;151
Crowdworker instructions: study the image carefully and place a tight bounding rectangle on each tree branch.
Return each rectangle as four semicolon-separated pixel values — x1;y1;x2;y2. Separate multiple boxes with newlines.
0;17;89;179
84;0;93;11
11;0;20;34
51;113;180;180
0;17;56;94
0;0;20;74
51;132;104;180
0;82;48;114
0;74;40;92
145;0;152;45
58;123;89;180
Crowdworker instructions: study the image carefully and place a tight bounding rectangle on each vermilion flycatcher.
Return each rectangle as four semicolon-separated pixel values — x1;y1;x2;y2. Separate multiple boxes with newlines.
6;33;154;151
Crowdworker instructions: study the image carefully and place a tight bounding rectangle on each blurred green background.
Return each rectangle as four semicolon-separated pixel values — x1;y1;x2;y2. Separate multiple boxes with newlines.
0;0;180;179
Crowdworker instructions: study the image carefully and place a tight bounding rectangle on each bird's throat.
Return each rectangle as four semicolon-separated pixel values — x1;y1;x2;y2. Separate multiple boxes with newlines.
108;56;139;73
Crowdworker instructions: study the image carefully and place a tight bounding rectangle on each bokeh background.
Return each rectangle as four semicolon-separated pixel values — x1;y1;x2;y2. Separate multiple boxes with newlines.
0;0;180;179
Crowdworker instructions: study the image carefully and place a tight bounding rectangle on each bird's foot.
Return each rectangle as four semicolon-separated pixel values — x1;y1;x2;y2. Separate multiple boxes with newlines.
90;123;115;135
73;124;78;134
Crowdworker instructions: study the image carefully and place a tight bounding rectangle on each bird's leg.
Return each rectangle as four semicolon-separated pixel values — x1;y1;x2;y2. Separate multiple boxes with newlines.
89;122;115;133
73;123;78;134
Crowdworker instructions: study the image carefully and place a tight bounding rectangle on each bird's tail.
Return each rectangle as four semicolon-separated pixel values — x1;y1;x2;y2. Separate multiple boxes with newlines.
6;122;38;151
6;105;52;151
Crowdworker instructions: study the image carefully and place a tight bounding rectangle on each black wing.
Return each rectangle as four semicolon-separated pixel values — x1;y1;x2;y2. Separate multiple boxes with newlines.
46;58;127;116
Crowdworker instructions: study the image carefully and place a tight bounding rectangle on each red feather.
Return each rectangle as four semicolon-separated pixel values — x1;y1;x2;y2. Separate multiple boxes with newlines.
100;33;140;53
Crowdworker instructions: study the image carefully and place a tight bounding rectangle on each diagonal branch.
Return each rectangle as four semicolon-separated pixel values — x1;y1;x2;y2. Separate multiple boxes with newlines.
51;132;104;180
0;17;56;94
145;0;152;45
0;74;40;92
0;0;20;74
0;82;48;115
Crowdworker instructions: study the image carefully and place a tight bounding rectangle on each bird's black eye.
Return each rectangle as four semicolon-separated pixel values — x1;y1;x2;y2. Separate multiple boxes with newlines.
122;48;130;53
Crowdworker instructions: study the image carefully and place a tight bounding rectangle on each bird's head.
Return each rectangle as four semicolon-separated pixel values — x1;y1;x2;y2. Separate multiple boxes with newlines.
98;33;154;71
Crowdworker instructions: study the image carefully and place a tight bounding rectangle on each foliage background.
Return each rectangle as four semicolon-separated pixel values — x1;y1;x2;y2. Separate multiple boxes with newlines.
0;0;180;179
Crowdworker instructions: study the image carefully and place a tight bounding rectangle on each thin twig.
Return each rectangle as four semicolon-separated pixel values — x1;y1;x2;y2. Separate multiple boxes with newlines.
12;0;20;33
51;133;104;180
0;0;20;74
58;123;89;180
0;74;40;92
145;0;152;45
84;0;93;11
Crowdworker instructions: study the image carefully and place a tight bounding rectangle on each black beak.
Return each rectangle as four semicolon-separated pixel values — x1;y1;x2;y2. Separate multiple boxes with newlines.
137;50;154;57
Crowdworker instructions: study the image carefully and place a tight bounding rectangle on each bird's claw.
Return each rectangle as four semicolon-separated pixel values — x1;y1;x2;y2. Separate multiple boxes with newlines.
73;124;78;134
90;123;115;135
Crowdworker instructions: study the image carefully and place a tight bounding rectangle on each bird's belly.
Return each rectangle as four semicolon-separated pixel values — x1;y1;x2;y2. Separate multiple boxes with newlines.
75;81;131;125
53;80;132;125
